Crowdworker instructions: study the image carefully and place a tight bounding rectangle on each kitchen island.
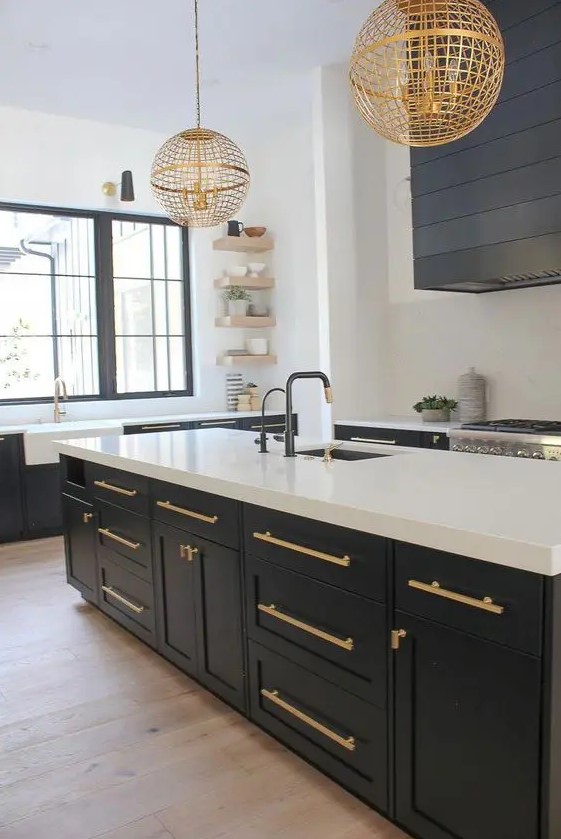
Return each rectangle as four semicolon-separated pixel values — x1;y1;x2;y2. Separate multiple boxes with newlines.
56;429;561;839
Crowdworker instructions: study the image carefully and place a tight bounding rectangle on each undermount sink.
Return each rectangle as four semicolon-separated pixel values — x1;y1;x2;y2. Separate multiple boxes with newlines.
297;447;390;461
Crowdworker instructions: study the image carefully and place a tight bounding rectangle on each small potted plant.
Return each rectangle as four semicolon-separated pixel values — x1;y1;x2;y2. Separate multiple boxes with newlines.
223;286;252;317
413;394;458;423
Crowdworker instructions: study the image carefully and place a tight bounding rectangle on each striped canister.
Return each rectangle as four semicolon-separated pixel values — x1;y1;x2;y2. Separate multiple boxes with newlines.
458;367;487;423
226;372;244;412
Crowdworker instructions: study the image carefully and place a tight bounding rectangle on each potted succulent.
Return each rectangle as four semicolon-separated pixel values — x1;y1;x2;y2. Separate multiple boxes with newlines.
223;286;252;317
413;394;458;423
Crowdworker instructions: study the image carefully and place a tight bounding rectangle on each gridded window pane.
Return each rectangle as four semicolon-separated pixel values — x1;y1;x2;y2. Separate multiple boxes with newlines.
165;227;182;281
169;337;187;390
112;220;183;280
114;278;153;335
55;275;97;337
0;274;53;334
167;282;185;335
0;337;54;398
115;337;155;394
56;337;99;396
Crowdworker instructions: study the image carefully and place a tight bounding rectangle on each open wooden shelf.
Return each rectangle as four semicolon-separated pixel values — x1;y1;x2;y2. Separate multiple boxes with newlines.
215;316;276;328
214;276;275;290
213;236;274;254
217;354;277;366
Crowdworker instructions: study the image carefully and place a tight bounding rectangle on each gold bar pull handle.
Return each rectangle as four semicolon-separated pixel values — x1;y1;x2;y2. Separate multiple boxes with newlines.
94;480;138;498
82;512;94;524
391;629;407;650
180;544;199;562
350;437;396;446
98;528;141;551
408;579;505;616
140;423;182;431
102;585;145;615
258;604;354;651
261;689;356;752
253;531;350;568
156;500;218;525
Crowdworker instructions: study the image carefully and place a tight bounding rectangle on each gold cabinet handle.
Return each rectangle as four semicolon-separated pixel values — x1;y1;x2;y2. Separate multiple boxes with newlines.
140;424;182;431
82;512;94;524
391;629;407;650
350;437;396;445
258;603;354;651
180;544;199;562
253;531;350;568
101;585;145;614
250;423;286;430
408;579;505;615
98;528;141;551
199;420;237;426
94;480;138;497
156;500;218;525
261;689;356;752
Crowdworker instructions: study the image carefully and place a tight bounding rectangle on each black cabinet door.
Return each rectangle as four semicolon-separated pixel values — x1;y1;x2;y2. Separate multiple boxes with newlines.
421;431;450;450
0;434;23;542
394;612;541;839
23;464;63;536
153;523;198;678
62;493;97;602
193;534;245;712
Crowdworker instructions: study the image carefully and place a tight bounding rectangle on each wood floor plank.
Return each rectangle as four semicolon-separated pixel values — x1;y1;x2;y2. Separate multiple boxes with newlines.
0;536;402;839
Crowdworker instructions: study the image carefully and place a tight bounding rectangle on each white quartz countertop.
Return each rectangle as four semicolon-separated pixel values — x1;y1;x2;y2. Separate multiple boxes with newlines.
336;416;462;434
56;429;561;576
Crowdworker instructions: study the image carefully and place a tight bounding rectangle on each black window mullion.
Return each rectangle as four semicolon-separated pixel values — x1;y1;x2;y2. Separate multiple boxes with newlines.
95;214;117;398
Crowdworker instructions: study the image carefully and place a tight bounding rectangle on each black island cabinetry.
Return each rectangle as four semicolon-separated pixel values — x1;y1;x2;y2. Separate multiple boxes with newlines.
60;453;560;839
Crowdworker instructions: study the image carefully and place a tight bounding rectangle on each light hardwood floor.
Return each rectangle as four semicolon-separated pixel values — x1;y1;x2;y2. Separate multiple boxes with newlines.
0;537;407;839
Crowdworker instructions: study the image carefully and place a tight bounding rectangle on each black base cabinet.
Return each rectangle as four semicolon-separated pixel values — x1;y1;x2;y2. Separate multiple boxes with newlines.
394;613;541;839
0;434;23;542
60;456;561;839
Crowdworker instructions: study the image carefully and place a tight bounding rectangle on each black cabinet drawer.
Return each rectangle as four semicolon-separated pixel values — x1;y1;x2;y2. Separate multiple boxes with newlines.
335;425;423;448
96;500;152;582
422;431;450;450
191;418;240;430
244;504;386;600
99;557;156;647
151;480;240;549
395;542;543;656
89;463;149;516
248;641;388;810
124;421;192;435
246;556;386;707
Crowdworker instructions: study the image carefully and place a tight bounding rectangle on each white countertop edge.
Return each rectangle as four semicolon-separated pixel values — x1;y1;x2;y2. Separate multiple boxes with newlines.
56;438;561;577
336;417;462;434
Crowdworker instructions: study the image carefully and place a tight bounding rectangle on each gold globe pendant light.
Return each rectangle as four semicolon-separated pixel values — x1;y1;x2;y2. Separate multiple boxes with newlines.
350;0;505;147
151;0;250;227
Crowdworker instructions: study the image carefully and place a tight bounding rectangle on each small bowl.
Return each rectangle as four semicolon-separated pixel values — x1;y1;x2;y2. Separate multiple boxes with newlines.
248;262;266;276
230;266;248;277
244;226;267;238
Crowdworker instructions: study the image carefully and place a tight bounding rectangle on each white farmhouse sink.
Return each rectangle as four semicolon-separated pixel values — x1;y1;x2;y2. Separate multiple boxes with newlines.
24;420;124;465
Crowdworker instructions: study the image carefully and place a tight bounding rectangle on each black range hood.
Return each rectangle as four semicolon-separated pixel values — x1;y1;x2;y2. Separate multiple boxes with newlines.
411;0;561;294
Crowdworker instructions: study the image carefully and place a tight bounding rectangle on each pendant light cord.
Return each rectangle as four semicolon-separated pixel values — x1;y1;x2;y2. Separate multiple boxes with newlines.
194;0;201;128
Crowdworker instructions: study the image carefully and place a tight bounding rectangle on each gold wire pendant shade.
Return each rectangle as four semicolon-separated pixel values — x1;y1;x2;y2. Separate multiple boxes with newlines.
151;0;250;227
350;0;505;147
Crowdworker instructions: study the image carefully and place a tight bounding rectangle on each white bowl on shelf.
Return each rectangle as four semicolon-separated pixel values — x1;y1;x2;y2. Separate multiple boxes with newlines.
246;338;269;355
247;262;266;277
230;266;248;277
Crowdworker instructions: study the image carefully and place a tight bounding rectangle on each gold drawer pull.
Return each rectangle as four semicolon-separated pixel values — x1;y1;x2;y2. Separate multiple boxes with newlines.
408;579;505;615
253;531;350;568
261;689;356;752
94;480;138;497
98;528;141;551
140;424;182;431
82;512;94;524
102;585;145;614
258;604;354;651
199;420;237;426
350;437;396;445
156;500;218;525
250;423;286;430
180;544;199;562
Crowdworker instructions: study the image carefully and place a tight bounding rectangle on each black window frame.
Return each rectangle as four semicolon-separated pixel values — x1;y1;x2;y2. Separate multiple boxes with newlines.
0;202;193;405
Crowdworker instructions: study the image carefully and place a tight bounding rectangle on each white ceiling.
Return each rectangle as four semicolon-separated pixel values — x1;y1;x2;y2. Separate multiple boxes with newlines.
0;0;379;138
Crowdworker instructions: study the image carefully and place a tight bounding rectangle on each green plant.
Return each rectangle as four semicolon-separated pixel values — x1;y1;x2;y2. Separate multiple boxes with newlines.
246;382;257;389
0;319;38;390
413;395;458;413
223;286;252;302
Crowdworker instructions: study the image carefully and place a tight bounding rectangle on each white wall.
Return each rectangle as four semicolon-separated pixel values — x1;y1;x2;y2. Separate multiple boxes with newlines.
385;143;561;419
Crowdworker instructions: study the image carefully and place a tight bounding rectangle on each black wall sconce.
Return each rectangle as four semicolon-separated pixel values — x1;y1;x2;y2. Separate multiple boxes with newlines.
102;170;135;202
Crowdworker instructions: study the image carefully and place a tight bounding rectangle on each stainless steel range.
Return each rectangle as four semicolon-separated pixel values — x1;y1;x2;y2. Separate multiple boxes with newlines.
449;420;561;460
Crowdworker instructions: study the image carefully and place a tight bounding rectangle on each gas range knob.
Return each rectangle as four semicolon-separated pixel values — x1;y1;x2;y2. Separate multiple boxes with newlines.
489;447;502;456
477;446;489;454
517;450;530;458
464;446;476;453
532;451;545;459
452;444;464;452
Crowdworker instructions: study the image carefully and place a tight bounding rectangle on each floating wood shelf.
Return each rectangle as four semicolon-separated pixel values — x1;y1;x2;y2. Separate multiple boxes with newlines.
215;316;276;328
217;354;277;366
214;276;275;290
213;236;274;253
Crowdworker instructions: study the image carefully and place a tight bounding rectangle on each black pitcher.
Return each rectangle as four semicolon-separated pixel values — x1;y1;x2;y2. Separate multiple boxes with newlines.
227;220;244;237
